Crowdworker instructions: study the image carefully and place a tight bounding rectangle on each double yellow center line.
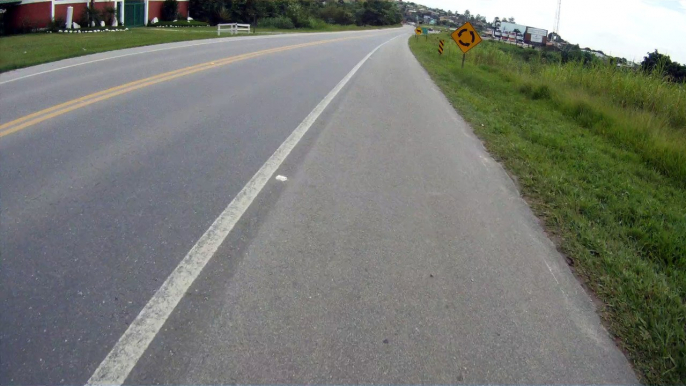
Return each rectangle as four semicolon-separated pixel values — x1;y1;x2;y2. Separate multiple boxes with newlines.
0;36;361;139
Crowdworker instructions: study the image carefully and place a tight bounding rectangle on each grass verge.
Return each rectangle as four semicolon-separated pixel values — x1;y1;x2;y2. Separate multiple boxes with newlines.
0;24;400;73
409;35;685;384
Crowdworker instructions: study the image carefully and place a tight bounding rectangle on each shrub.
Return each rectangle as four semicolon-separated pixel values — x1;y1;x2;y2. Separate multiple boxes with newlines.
564;100;611;129
215;6;231;23
318;5;354;25
285;2;308;28
306;18;328;30
259;16;294;29
519;83;553;100
161;0;179;22
47;17;66;32
102;6;116;25
78;7;101;27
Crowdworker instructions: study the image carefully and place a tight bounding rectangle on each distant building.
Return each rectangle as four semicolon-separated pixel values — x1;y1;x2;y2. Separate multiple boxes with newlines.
524;26;548;46
0;0;189;31
582;49;607;59
499;21;527;35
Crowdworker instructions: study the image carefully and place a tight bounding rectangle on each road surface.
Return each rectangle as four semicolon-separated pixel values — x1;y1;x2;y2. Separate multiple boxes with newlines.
0;27;637;384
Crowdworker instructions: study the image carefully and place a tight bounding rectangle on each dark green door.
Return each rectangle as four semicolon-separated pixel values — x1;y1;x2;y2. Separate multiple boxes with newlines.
124;0;144;27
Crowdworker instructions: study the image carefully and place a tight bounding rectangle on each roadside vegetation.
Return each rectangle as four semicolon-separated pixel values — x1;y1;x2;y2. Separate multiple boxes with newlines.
409;35;685;384
190;0;403;29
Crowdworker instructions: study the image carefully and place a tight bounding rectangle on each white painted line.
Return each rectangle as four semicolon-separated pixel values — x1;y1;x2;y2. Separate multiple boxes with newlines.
0;29;397;85
86;33;402;385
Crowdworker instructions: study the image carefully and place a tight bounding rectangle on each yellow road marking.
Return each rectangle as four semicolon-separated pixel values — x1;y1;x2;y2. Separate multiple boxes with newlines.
0;36;362;139
0;63;214;133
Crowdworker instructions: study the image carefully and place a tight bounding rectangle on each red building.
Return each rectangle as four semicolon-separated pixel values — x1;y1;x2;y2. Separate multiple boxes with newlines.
1;0;189;31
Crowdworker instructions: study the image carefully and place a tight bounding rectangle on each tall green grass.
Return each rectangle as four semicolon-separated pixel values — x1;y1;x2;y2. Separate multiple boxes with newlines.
410;35;686;384
470;41;686;186
541;61;686;128
471;41;686;127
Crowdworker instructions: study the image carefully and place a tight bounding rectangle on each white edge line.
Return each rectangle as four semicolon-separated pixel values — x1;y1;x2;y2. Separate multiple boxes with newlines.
86;33;402;386
0;29;398;86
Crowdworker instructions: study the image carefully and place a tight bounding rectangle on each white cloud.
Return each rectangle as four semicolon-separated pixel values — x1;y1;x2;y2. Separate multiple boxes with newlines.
415;0;686;63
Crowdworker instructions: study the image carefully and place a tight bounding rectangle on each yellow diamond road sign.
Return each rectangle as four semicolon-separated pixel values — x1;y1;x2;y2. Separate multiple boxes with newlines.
415;27;422;35
452;22;482;53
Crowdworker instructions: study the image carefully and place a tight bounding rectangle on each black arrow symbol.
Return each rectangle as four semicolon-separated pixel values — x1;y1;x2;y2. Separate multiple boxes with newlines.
457;29;471;46
470;31;475;42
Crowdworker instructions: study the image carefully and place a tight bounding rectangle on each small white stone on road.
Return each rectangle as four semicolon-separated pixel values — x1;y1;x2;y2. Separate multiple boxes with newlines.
275;175;287;182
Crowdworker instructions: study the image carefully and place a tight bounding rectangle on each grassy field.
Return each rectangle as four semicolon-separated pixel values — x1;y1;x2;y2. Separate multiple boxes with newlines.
0;24;400;73
409;35;685;384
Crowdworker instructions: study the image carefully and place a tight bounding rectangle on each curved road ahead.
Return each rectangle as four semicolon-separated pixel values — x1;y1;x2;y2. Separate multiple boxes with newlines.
0;27;636;384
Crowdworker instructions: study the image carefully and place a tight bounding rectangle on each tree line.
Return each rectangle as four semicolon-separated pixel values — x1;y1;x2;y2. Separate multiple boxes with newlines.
641;50;686;83
189;0;402;28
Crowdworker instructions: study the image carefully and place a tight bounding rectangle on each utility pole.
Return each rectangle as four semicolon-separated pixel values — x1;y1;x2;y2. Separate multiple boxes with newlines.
554;0;561;35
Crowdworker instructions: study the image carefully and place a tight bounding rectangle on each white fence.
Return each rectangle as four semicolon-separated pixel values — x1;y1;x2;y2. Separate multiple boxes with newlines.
217;23;251;36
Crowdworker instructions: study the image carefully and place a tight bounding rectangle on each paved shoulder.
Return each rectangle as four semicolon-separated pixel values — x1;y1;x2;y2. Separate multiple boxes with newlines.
126;36;637;383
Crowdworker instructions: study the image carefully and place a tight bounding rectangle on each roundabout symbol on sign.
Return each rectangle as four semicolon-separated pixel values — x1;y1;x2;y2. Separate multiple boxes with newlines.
451;22;482;54
457;28;476;47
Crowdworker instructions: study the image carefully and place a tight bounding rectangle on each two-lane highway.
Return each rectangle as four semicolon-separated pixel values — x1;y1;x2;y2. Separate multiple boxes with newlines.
1;26;637;384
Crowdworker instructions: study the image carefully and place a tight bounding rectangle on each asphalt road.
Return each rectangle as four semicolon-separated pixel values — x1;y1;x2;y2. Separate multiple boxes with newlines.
0;27;637;384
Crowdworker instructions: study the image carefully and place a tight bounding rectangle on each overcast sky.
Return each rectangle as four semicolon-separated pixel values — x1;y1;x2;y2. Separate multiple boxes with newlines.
416;0;686;63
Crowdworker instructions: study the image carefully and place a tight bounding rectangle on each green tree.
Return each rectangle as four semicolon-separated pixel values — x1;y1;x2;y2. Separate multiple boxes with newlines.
318;3;353;25
188;0;401;28
642;49;672;73
285;1;308;27
641;50;686;83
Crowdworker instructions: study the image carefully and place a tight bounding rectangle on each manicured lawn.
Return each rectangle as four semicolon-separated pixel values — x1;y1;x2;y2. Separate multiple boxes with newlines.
409;35;685;384
0;24;401;73
0;27;221;72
